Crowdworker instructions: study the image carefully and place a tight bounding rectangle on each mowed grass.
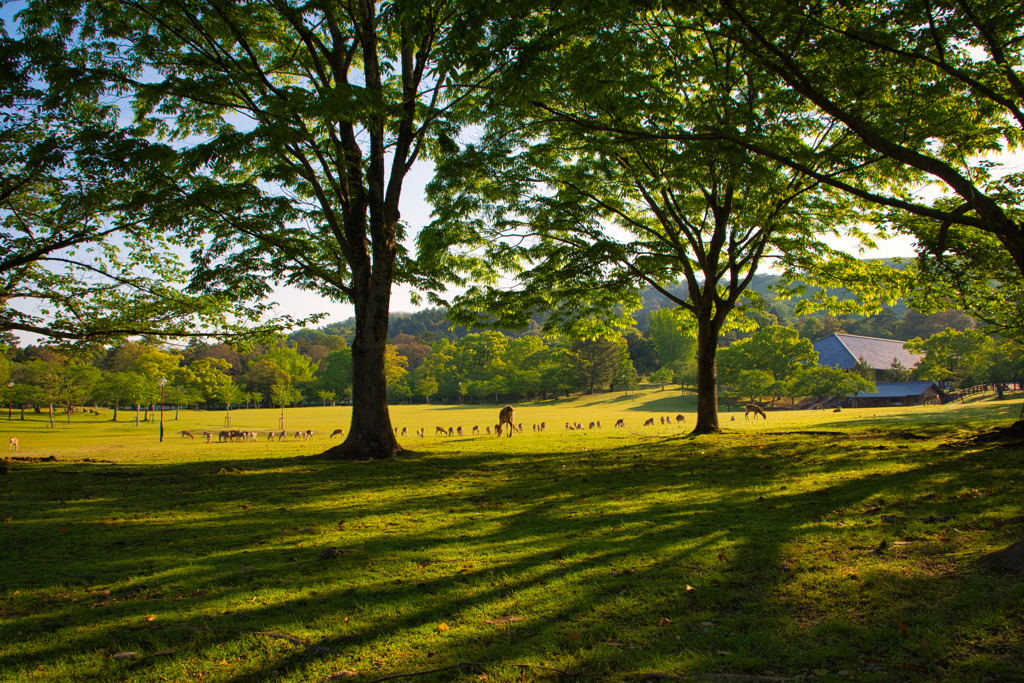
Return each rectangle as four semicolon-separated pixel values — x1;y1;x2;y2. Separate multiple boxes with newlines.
1;390;1022;682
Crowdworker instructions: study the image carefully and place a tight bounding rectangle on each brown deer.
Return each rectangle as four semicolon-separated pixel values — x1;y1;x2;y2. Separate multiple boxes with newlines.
615;419;625;427
497;405;516;437
179;430;195;439
643;417;655;426
330;429;344;439
8;437;18;451
744;404;767;420
675;414;685;424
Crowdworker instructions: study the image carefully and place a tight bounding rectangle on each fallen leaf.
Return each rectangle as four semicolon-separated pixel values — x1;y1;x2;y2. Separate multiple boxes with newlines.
437;623;450;632
145;615;156;622
658;618;673;626
484;616;523;625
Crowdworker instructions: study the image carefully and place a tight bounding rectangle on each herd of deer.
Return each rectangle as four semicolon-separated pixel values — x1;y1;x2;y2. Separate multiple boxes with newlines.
4;397;951;452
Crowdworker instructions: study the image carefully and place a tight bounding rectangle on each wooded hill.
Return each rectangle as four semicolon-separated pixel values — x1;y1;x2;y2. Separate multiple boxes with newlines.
322;260;966;347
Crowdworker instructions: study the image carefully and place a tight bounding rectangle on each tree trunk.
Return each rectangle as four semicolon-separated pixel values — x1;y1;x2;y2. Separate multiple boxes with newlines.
692;311;723;435
48;402;55;428
320;261;401;461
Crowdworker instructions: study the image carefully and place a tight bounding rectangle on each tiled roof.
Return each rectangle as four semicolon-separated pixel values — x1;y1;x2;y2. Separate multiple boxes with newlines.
814;333;923;371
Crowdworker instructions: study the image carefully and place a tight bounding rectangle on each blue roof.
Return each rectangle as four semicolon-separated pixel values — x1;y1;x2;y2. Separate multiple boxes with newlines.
814;333;923;371
859;381;943;398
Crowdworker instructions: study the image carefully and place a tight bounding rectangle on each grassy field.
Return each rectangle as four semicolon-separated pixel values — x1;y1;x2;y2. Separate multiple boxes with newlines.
1;389;1022;682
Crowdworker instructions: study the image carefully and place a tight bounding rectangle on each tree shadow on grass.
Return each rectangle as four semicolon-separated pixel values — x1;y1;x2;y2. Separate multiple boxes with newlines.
1;430;1021;682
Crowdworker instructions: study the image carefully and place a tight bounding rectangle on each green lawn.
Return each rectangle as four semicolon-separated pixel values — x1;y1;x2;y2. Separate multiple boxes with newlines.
1;391;1022;682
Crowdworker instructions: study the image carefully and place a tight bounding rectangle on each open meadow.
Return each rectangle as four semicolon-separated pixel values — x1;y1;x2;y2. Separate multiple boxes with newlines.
1;390;1022;682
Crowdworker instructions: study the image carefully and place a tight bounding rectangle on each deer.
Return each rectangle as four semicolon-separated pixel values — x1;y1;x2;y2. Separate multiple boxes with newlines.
745;404;767;420
497;405;516;437
615;419;625;427
179;430;195;439
8;437;18;451
675;414;685;424
330;429;344;439
643;417;655;426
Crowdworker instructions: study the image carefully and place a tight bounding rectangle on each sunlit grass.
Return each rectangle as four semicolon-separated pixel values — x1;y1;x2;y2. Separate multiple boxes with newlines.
1;392;1022;682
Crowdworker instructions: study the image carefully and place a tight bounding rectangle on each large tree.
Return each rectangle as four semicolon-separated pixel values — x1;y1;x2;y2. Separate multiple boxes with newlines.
426;7;865;433
692;0;1024;337
2;18;290;344
23;0;497;458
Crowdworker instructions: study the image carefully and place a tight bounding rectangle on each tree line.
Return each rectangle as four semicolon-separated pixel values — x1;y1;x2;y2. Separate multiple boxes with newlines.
3;306;1020;425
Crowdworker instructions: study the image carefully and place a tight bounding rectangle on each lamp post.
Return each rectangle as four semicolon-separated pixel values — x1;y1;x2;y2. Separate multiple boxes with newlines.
7;381;13;421
158;378;167;442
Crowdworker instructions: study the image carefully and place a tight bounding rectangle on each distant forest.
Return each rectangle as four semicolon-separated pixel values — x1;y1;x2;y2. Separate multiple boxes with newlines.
322;270;975;349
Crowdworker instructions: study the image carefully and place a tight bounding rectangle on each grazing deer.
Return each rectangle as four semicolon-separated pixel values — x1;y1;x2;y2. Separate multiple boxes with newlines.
330;429;344;439
675;414;685;424
643;417;655;426
401;427;408;436
540;421;546;431
457;426;464;436
615;419;625;428
448;426;455;436
435;426;446;436
589;421;596;430
267;431;274;441
278;430;287;441
745;404;767;420
8;437;18;451
472;426;480;435
180;430;194;439
204;431;213;442
497;405;516;437
565;422;574;430
486;426;491;434
305;429;313;439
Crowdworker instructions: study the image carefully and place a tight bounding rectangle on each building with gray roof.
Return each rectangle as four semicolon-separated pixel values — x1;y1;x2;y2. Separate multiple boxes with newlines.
813;333;923;381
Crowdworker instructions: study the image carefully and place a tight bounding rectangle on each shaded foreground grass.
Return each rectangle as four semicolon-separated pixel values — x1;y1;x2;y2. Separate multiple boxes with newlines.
1;399;1022;682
